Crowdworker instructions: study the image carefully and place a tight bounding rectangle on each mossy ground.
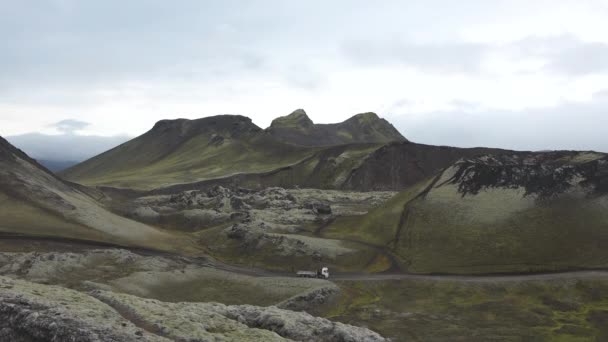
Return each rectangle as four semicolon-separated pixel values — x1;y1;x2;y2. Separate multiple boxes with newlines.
323;278;608;342
322;177;608;275
109;268;330;306
397;189;608;274
195;224;384;273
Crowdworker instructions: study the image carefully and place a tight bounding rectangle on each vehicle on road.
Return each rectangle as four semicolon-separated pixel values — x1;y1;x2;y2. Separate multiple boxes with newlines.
296;267;329;279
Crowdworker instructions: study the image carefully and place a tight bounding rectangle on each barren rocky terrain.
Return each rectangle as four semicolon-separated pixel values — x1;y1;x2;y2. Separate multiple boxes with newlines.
0;275;385;341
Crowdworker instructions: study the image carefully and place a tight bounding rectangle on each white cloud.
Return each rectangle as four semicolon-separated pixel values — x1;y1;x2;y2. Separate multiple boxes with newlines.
0;0;607;152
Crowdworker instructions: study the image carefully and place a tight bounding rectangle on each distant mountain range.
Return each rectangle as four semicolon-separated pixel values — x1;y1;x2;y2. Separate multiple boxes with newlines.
6;133;130;172
36;159;80;172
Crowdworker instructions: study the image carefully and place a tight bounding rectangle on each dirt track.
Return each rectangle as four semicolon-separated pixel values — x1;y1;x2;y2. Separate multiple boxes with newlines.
1;234;607;283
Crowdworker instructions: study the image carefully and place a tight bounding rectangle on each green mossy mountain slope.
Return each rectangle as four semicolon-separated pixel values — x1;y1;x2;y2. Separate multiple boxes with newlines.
0;136;192;252
325;151;608;274
61;111;408;190
61;115;319;190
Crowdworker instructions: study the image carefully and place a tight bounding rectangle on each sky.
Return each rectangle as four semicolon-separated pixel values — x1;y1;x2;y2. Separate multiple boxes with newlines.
2;0;608;153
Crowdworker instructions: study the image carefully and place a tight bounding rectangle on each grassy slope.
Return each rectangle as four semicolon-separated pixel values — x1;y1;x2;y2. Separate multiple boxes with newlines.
0;187;198;255
109;267;331;306
63;132;318;190
323;180;432;246
396;172;608;273
323;278;608;342
63;126;386;191
0;136;200;254
0;191;110;241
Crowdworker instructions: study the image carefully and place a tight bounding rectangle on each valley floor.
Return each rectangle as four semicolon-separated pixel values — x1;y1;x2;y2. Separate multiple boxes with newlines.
1;237;607;341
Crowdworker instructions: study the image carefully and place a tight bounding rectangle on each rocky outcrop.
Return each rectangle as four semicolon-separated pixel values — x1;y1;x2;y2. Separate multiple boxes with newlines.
0;249;183;286
93;289;386;342
0;277;168;342
445;151;608;198
224;221;353;258
131;186;394;233
219;303;385;342
277;284;340;312
0;276;386;342
150;115;262;138
267;109;406;147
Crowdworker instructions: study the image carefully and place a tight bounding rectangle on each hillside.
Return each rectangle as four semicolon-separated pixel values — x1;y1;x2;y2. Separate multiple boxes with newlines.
61;112;406;190
61;115;319;190
143;141;505;195
266;109;406;146
342;141;507;191
324;150;608;274
0;136;188;251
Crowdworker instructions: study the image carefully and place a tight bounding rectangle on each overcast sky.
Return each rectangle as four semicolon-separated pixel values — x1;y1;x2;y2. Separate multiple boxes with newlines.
2;0;608;152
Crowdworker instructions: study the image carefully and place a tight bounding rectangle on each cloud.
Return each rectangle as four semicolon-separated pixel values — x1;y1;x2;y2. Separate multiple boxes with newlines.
342;40;486;73
0;1;271;95
52;119;90;134
341;34;608;77
1;0;607;152
509;35;608;75
387;93;608;153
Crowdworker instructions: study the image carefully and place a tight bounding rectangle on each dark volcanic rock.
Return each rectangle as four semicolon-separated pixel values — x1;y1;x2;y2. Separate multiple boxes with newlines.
151;115;262;138
304;201;332;215
446;151;608;198
344;141;507;191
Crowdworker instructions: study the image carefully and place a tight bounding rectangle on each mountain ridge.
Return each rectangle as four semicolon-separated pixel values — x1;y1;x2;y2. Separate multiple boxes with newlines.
60;110;407;189
266;109;407;146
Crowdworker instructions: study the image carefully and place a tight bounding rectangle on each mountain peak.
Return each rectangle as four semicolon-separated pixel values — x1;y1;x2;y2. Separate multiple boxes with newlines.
270;109;314;129
346;112;380;124
150;115;261;137
266;110;406;146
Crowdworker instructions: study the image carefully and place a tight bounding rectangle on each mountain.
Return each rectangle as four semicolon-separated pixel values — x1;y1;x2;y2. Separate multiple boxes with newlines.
61;112;509;192
266;109;406;146
324;150;608;274
149;142;507;195
0;135;185;250
61;111;411;190
61;115;321;189
37;159;79;172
